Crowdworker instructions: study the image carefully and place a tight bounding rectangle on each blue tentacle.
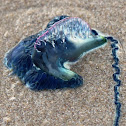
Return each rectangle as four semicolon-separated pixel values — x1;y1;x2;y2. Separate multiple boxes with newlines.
106;36;121;126
91;29;122;126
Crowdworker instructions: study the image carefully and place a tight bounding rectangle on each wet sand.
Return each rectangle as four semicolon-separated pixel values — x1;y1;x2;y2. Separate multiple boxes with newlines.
0;0;126;126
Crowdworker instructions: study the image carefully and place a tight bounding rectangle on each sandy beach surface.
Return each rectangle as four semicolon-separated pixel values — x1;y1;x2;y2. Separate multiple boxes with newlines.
0;0;126;126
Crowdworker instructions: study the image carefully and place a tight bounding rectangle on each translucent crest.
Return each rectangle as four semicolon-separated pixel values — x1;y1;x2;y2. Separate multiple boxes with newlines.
34;17;91;48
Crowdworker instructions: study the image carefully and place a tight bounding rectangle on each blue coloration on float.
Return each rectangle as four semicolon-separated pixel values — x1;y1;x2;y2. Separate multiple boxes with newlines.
4;15;107;90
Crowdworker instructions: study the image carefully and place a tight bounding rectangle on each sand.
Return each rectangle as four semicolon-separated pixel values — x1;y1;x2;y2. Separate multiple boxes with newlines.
0;0;126;126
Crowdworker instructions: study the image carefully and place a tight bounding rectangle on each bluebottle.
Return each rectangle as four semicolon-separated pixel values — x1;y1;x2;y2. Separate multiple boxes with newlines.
4;15;110;91
4;15;122;126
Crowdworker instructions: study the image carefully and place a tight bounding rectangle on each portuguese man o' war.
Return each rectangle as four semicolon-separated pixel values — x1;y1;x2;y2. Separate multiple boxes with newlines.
3;15;122;126
4;15;107;90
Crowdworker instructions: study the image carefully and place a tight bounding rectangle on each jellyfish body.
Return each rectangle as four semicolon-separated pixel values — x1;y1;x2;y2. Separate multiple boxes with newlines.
4;15;107;90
